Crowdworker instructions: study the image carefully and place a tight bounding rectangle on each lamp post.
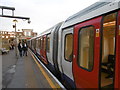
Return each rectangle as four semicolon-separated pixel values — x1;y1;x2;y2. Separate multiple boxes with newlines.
13;19;18;59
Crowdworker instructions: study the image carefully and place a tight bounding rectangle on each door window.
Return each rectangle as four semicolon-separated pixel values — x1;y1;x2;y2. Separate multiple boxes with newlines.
78;26;95;71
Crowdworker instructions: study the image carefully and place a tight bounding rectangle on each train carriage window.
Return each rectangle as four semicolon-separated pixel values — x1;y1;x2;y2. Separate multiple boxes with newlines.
78;26;95;71
46;34;50;53
33;39;36;49
38;38;41;49
33;39;36;50
36;38;39;49
43;37;46;51
64;34;73;62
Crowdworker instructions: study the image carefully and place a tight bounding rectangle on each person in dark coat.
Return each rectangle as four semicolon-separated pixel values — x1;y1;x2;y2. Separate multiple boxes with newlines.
18;41;23;57
23;41;28;56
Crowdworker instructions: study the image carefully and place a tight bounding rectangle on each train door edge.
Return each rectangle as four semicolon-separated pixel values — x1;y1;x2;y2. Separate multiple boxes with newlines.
61;27;75;88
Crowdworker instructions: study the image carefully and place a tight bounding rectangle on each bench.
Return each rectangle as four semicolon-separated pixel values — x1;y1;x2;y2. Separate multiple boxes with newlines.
0;48;9;54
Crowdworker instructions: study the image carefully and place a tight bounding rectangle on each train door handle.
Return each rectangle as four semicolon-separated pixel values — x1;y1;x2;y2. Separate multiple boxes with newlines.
73;55;76;58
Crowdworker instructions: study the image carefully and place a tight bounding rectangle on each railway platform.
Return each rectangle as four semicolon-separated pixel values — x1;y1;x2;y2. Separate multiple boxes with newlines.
2;49;65;89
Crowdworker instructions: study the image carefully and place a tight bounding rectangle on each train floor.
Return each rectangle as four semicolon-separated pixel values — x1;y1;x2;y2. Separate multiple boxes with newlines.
2;49;64;89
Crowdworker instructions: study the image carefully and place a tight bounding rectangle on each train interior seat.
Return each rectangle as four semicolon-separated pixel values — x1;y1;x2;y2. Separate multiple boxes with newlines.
102;55;114;73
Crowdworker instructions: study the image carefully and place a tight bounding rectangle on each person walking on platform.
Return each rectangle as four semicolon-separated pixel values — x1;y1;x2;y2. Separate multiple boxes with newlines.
18;41;23;57
23;41;28;56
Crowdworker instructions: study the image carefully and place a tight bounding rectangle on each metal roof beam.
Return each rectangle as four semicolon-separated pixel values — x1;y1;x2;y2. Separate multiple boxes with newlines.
0;6;15;10
0;15;30;20
0;6;30;22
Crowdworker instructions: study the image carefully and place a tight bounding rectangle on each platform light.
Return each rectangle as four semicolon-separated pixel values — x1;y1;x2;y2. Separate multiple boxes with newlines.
13;19;18;58
13;19;18;23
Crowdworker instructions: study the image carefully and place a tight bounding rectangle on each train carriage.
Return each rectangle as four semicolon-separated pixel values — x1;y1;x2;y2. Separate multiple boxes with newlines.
28;0;120;89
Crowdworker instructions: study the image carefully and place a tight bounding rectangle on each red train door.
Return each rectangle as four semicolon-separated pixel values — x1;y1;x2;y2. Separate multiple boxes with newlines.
73;16;102;88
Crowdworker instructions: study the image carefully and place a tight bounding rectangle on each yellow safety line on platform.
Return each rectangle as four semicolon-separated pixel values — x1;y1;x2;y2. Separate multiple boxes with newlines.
30;51;58;88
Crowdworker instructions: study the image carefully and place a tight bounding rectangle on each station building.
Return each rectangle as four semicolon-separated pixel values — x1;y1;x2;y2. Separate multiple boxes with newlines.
0;29;37;50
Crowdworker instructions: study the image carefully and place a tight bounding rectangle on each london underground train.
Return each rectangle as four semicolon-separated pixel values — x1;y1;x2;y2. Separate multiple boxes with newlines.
28;0;120;89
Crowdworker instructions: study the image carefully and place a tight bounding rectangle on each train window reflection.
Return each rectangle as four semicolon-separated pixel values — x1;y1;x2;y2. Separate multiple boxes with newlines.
78;26;94;71
65;34;73;62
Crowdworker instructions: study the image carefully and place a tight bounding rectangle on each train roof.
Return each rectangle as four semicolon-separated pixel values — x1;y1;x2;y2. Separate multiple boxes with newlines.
37;22;63;37
62;0;120;28
29;22;63;40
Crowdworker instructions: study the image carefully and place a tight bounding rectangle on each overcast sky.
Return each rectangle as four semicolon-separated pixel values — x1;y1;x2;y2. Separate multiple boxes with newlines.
0;0;100;34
